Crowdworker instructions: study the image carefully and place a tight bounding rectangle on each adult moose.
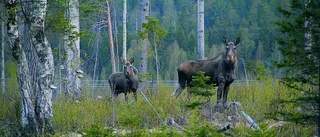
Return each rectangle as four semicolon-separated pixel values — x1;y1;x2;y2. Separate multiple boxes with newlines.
108;57;139;101
171;37;240;107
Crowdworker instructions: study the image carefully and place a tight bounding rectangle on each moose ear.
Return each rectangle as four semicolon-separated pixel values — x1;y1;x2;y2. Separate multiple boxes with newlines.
235;37;240;45
121;57;126;64
222;37;227;45
129;57;134;64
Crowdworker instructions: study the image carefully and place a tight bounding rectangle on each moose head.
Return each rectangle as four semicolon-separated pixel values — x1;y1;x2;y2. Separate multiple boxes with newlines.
121;57;135;78
223;37;240;63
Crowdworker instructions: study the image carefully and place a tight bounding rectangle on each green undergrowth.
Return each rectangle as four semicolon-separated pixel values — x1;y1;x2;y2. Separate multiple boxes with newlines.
0;79;316;136
51;79;316;136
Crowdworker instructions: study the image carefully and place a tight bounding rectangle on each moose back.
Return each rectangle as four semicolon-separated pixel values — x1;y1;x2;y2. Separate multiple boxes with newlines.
171;37;240;107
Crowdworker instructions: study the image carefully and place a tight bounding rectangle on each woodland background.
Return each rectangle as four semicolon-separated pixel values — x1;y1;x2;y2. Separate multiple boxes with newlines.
0;0;319;136
46;0;284;82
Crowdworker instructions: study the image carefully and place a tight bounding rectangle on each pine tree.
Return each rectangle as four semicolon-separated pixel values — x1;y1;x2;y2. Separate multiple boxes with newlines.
274;0;320;132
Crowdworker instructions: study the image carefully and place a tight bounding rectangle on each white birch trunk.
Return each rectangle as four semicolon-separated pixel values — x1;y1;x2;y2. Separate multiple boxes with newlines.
107;0;116;73
7;0;38;134
1;10;5;93
64;0;81;98
155;45;159;92
139;0;149;74
197;0;205;60
123;0;127;60
21;0;55;134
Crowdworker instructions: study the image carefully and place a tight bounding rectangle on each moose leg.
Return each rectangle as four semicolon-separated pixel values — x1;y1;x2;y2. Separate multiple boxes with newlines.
124;93;128;102
187;85;192;103
217;75;225;104
133;91;137;101
171;87;183;97
171;82;186;97
171;73;186;97
223;85;230;108
110;84;116;101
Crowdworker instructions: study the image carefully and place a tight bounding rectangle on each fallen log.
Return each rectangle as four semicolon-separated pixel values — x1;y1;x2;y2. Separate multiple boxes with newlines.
241;111;261;132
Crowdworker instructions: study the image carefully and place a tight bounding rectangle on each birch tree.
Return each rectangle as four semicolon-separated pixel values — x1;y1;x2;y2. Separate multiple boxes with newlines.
1;5;5;93
20;0;55;134
64;0;82;98
6;0;38;135
123;0;127;60
197;0;205;60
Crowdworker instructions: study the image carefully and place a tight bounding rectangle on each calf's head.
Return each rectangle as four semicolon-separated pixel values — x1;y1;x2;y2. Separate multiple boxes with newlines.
223;37;240;63
121;57;135;78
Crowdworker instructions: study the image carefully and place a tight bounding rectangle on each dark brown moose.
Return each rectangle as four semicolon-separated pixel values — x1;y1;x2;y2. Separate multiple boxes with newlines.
108;57;139;101
171;37;240;107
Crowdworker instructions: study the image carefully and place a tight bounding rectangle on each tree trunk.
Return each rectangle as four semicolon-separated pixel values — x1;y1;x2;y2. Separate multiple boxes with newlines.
92;29;101;88
123;0;127;60
6;0;38;135
139;0;149;74
64;0;81;98
107;0;116;73
197;0;205;60
21;0;55;135
139;0;150;92
154;45;159;92
112;2;120;71
1;8;5;93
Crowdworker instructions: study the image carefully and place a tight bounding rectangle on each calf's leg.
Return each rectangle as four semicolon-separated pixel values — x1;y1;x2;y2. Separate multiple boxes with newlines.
124;93;128;102
133;91;137;101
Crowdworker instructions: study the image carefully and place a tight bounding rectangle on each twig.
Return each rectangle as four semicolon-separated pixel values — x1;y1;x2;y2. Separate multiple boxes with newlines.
140;91;164;123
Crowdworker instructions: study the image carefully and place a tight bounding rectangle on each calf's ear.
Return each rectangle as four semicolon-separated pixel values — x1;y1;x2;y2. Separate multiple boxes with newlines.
129;57;134;64
235;37;240;45
121;57;126;64
223;37;227;45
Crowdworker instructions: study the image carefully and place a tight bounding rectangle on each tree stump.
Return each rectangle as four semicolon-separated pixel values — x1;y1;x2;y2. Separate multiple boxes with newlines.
201;102;241;128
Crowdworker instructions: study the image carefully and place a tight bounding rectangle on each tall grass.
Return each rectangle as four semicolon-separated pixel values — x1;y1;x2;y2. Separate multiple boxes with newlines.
0;79;316;136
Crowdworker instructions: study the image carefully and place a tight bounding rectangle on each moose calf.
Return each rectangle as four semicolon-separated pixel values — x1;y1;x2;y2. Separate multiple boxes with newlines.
108;57;139;101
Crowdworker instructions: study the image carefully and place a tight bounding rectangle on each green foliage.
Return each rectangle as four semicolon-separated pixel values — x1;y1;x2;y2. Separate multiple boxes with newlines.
0;89;21;136
79;124;114;137
183;123;222;137
52;93;109;133
138;16;168;43
247;60;271;80
5;62;18;90
274;0;320;126
234;123;278;137
185;71;215;109
138;72;151;82
0;79;317;136
117;104;141;129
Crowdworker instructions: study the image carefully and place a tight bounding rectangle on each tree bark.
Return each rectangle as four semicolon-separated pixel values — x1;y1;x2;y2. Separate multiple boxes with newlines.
123;0;127;60
197;0;205;60
1;7;5;94
64;0;81;98
20;0;55;134
112;2;120;71
6;0;38;135
139;0;149;74
106;0;116;73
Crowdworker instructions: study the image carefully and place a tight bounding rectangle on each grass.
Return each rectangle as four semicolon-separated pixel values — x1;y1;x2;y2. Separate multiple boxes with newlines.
0;79;317;136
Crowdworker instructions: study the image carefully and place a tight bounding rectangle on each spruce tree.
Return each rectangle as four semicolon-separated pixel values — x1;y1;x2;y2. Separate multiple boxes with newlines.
274;0;319;132
185;71;215;109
